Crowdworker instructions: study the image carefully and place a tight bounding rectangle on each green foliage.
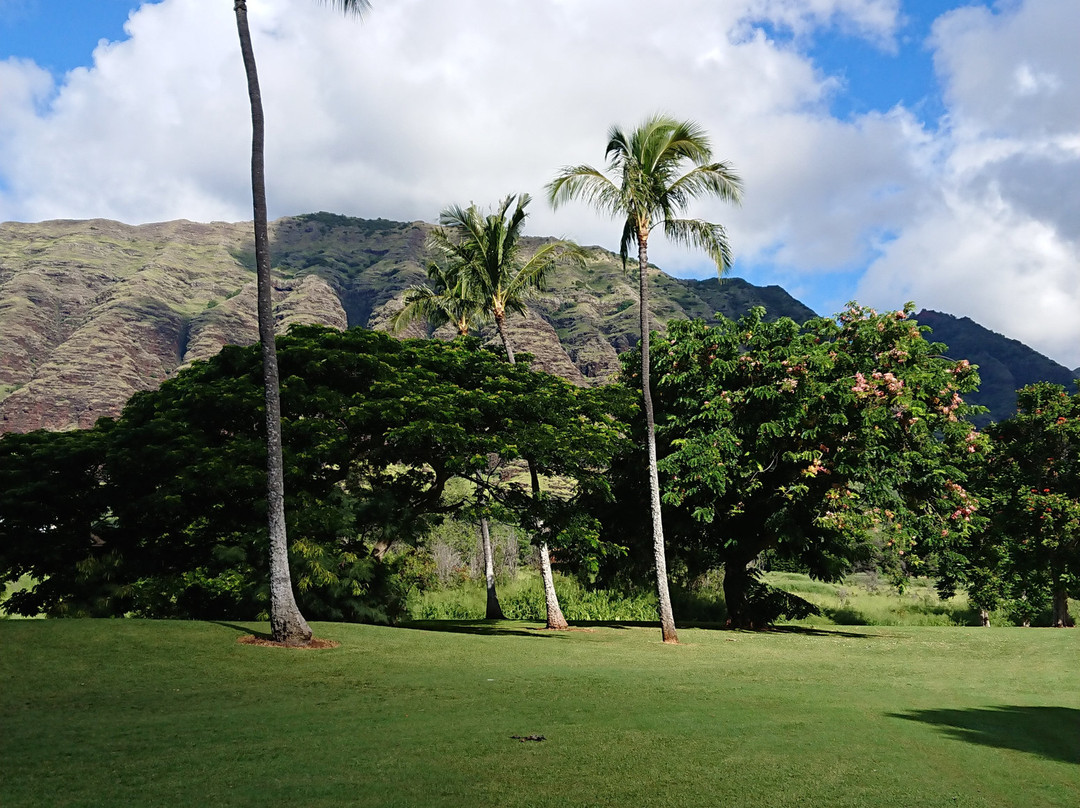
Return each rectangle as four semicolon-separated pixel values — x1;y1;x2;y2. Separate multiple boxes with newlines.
294;211;400;234
602;303;987;626
952;382;1080;625
0;326;626;622
408;571;664;622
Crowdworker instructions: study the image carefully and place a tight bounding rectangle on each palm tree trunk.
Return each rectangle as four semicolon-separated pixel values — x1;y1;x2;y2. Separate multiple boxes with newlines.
539;542;568;629
1051;572;1072;627
478;501;504;620
495;313;516;365
235;1;311;646
529;460;568;630
638;235;678;644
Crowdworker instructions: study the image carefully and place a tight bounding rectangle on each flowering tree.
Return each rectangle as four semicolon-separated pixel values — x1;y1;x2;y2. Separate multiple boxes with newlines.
962;383;1080;626
635;304;985;627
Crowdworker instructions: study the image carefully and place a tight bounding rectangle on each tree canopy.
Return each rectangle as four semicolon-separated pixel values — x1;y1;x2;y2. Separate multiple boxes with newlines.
599;304;986;627
0;327;628;622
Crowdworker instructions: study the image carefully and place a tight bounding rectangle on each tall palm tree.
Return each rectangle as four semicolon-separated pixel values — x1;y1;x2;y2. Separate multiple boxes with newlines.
547;115;742;643
234;0;369;646
433;193;584;628
391;256;502;617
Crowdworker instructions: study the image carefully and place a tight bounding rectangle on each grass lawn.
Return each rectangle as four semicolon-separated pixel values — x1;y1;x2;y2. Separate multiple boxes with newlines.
1;619;1077;807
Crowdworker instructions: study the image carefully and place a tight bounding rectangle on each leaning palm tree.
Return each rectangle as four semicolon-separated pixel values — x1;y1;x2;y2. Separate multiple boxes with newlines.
547;115;742;644
432;193;585;628
234;0;369;646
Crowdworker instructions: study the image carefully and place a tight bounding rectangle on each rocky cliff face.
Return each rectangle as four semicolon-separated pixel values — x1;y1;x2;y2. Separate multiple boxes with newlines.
0;218;346;432
0;213;815;434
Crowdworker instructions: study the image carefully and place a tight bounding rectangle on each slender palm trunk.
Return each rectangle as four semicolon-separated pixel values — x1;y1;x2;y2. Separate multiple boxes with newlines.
495;314;516;365
499;316;567;628
235;1;311;646
1051;572;1072;627
638;234;678;644
478;496;504;619
530;461;568;630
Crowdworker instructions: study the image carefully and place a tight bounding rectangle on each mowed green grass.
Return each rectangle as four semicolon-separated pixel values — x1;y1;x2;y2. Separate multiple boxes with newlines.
1;620;1077;808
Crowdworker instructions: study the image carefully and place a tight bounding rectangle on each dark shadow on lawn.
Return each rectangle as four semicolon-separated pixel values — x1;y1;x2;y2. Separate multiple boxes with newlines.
683;622;877;639
398;620;571;638
212;621;272;641
890;706;1080;765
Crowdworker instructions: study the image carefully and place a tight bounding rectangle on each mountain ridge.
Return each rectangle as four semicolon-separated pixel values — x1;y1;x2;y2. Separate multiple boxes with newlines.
0;213;1068;433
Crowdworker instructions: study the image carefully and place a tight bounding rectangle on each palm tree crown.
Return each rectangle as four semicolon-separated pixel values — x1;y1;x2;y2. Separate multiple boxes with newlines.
392;261;488;337
430;193;584;364
547;114;742;274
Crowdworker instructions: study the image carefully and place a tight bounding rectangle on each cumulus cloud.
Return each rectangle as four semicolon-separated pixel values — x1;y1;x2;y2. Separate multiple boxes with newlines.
0;0;1077;365
857;0;1080;366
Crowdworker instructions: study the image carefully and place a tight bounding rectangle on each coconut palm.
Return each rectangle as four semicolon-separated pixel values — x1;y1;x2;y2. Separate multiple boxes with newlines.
432;193;585;628
233;0;369;646
547;115;742;643
391;254;502;616
391;261;488;337
431;193;584;364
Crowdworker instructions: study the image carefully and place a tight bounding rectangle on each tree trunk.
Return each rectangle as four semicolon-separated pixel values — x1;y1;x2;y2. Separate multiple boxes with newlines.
979;608;990;627
723;559;753;629
529;460;568;629
1052;585;1072;627
478;502;504;619
495;313;515;365
235;1;310;646
539;542;569;630
638;234;678;644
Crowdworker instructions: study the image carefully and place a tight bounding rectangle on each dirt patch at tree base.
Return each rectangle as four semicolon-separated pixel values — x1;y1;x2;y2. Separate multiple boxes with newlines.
237;635;339;649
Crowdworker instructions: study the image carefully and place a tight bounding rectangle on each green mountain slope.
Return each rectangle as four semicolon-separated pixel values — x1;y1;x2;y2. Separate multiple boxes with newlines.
3;213;1066;435
0;213;815;433
914;309;1079;425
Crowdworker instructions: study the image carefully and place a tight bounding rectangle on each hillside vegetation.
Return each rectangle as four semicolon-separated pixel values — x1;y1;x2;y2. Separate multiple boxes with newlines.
0;213;807;433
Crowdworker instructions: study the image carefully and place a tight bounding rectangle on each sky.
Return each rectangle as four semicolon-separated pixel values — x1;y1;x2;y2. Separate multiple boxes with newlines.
2;0;1079;366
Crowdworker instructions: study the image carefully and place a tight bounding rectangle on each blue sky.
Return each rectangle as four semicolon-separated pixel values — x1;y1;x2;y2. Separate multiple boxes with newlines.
2;0;1079;366
1;0;138;74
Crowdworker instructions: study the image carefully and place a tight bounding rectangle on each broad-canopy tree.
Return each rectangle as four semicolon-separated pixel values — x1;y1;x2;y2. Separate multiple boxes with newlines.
0;327;626;624
548;115;742;642
606;304;985;627
233;0;369;645
0;426;118;617
954;383;1080;626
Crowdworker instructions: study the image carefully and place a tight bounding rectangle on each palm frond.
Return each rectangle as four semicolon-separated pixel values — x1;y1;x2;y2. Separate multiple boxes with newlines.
662;218;735;272
320;0;371;18
546;167;622;218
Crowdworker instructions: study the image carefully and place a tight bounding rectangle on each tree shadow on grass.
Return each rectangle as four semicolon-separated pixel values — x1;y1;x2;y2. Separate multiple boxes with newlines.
398;620;571;638
889;706;1080;765
211;621;272;641
683;622;877;639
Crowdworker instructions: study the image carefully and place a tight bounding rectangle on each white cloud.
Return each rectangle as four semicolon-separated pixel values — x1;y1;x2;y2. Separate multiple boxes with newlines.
735;0;902;49
856;0;1080;366
1;0;1078;366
